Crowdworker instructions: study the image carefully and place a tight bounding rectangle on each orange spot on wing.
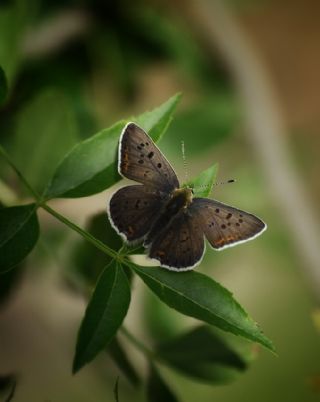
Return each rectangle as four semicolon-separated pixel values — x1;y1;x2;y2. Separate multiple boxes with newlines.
128;226;134;235
123;151;129;162
227;236;237;242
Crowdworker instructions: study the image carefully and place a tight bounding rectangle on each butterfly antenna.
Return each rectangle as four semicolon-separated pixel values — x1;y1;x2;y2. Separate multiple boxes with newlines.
213;179;236;186
181;140;189;183
195;179;235;190
193;179;235;195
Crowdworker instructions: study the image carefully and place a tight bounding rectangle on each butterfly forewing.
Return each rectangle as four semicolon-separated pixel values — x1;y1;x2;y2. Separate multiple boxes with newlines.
119;123;179;192
191;198;266;250
109;185;168;242
148;210;205;270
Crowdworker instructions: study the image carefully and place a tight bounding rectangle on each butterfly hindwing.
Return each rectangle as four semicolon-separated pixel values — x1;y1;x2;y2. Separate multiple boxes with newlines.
119;123;179;192
148;210;205;270
191;198;266;250
109;185;168;243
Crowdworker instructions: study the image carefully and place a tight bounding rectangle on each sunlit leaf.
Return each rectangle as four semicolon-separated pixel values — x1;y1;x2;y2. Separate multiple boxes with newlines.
73;261;131;373
0;204;39;273
131;264;274;352
45;94;181;199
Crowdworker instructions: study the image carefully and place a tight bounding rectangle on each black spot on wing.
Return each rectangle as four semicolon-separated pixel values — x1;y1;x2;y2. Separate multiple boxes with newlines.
119;123;179;191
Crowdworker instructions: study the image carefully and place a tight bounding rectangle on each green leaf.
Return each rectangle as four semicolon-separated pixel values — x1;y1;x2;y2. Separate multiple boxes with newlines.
72;211;122;285
45;94;181;199
156;325;247;383
0;66;7;105
131;264;274;352
166;93;239;155
73;261;131;374
135;93;181;142
185;163;218;197
13;90;78;194
45;121;123;199
144;290;186;343
146;364;179;402
0;1;34;85
0;204;39;273
107;337;140;387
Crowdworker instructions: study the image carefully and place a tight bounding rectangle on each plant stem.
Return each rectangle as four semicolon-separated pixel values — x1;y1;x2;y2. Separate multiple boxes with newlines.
121;326;154;359
0;144;40;200
1;142;163;369
121;326;172;368
0;143;128;267
41;203;119;261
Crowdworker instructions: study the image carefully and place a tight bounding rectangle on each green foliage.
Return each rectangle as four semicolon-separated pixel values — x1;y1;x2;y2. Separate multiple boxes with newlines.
134;93;182;140
13;90;78;194
0;94;273;398
156;325;246;383
72;212;122;285
0;0;33;85
0;203;39;272
73;261;131;374
44;120;123;199
44;94;180;199
166;94;239;156
131;264;274;352
186;163;218;197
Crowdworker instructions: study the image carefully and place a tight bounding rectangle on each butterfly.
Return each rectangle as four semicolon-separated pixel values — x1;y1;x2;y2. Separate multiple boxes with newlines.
107;123;266;271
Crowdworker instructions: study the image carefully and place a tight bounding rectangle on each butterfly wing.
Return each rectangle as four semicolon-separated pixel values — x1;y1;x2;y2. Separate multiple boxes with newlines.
148;210;205;270
119;123;179;192
108;185;168;243
191;198;266;250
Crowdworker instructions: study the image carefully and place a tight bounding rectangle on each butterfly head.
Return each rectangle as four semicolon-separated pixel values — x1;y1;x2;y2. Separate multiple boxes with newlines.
172;187;193;209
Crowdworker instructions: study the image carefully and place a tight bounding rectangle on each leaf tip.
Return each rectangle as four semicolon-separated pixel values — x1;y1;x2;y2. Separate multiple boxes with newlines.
72;355;82;375
257;332;276;354
173;91;183;101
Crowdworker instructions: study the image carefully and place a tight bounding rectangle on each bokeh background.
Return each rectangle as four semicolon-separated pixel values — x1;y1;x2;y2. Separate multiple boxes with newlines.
1;0;320;401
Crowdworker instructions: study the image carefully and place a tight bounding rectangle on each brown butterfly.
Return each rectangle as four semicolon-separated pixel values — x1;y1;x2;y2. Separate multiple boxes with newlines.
107;123;266;271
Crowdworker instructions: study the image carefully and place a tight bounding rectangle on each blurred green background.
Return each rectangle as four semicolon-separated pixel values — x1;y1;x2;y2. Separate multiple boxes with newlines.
1;0;320;401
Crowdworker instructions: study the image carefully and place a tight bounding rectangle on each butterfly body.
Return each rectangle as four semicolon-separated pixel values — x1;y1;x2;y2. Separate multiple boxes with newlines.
108;123;266;271
145;187;193;246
